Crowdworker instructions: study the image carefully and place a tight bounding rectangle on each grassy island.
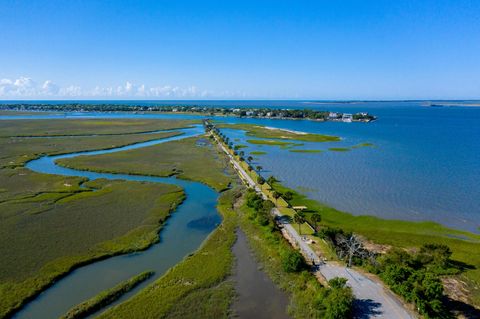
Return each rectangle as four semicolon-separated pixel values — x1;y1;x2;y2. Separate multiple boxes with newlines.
61;271;155;319
216;123;340;142
57;136;231;192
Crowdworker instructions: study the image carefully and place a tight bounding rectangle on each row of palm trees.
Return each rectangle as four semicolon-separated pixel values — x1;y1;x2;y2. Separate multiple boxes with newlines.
293;211;322;235
207;121;323;235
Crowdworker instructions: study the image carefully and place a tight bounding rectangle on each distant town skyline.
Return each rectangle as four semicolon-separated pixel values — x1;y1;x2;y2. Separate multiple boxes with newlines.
1;0;479;100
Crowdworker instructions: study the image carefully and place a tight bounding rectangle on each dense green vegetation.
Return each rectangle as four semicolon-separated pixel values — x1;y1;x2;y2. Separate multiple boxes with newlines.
97;190;238;319
374;246;452;317
217;123;340;142
239;189;354;318
269;181;480;310
0;118;197;137
57;136;231;191
61;271;155;319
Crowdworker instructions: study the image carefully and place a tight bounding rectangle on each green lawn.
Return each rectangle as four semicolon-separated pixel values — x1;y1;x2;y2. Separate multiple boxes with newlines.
57;136;231;192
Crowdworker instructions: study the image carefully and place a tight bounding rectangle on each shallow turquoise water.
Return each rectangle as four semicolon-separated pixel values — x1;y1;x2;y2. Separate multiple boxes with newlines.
13;125;222;319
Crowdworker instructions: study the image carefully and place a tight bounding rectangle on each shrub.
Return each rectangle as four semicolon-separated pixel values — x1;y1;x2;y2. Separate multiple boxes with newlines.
281;250;306;273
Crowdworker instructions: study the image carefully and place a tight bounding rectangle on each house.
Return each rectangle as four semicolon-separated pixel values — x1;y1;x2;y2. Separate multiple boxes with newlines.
342;113;353;122
328;112;338;119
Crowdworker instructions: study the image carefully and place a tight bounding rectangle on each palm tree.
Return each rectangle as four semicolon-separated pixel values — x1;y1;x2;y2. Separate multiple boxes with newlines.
272;191;280;204
247;156;253;163
311;213;322;232
267;175;278;185
239;151;245;157
293;212;305;235
256;165;263;172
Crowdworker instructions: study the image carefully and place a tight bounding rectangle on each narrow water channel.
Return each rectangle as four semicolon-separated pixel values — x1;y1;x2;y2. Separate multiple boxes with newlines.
231;229;291;319
14;125;222;319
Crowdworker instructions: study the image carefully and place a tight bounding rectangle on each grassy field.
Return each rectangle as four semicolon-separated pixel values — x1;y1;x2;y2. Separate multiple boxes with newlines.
97;189;238;319
270;182;480;307
217;123;340;142
57;136;231;191
0;118;197;137
61;271;155;319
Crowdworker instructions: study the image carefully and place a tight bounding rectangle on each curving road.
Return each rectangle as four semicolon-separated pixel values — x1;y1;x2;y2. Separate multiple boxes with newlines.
212;131;414;318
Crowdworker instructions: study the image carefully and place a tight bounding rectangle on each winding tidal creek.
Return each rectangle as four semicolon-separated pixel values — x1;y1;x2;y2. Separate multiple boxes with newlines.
14;125;222;319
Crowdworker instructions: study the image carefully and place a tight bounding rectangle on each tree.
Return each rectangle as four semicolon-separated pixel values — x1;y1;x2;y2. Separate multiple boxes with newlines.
311;213;322;232
293;212;305;235
272;191;280;203
337;234;365;267
257;176;265;185
418;243;452;268
282;250;306;272
256;165;263;172
247;165;253;172
283;191;293;201
267;175;278;185
247;156;253;163
322;278;354;319
239;150;245;157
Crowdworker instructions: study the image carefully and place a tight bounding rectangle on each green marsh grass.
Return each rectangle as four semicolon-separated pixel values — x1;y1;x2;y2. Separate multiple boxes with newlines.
57;136;231;192
98;190;238;319
217;123;340;142
61;271;155;319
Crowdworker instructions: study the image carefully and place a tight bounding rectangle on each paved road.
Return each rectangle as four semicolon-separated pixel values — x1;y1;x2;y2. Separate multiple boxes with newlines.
213;132;413;318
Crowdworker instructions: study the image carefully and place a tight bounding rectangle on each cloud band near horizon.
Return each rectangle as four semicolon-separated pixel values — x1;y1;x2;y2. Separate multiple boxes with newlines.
0;76;237;99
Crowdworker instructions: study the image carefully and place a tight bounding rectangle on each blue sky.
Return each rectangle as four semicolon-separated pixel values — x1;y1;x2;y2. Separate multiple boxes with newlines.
0;0;479;99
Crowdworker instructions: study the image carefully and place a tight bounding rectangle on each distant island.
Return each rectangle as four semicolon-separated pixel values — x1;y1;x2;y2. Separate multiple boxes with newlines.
423;102;480;107
0;103;377;122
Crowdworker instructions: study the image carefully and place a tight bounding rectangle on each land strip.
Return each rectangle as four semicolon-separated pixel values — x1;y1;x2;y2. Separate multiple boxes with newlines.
209;123;414;318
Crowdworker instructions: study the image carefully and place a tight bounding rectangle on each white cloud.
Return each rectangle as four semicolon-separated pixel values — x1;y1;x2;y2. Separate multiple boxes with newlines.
0;76;245;99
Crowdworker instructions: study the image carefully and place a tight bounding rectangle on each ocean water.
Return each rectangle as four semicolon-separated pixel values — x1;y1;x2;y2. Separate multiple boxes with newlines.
1;100;479;232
